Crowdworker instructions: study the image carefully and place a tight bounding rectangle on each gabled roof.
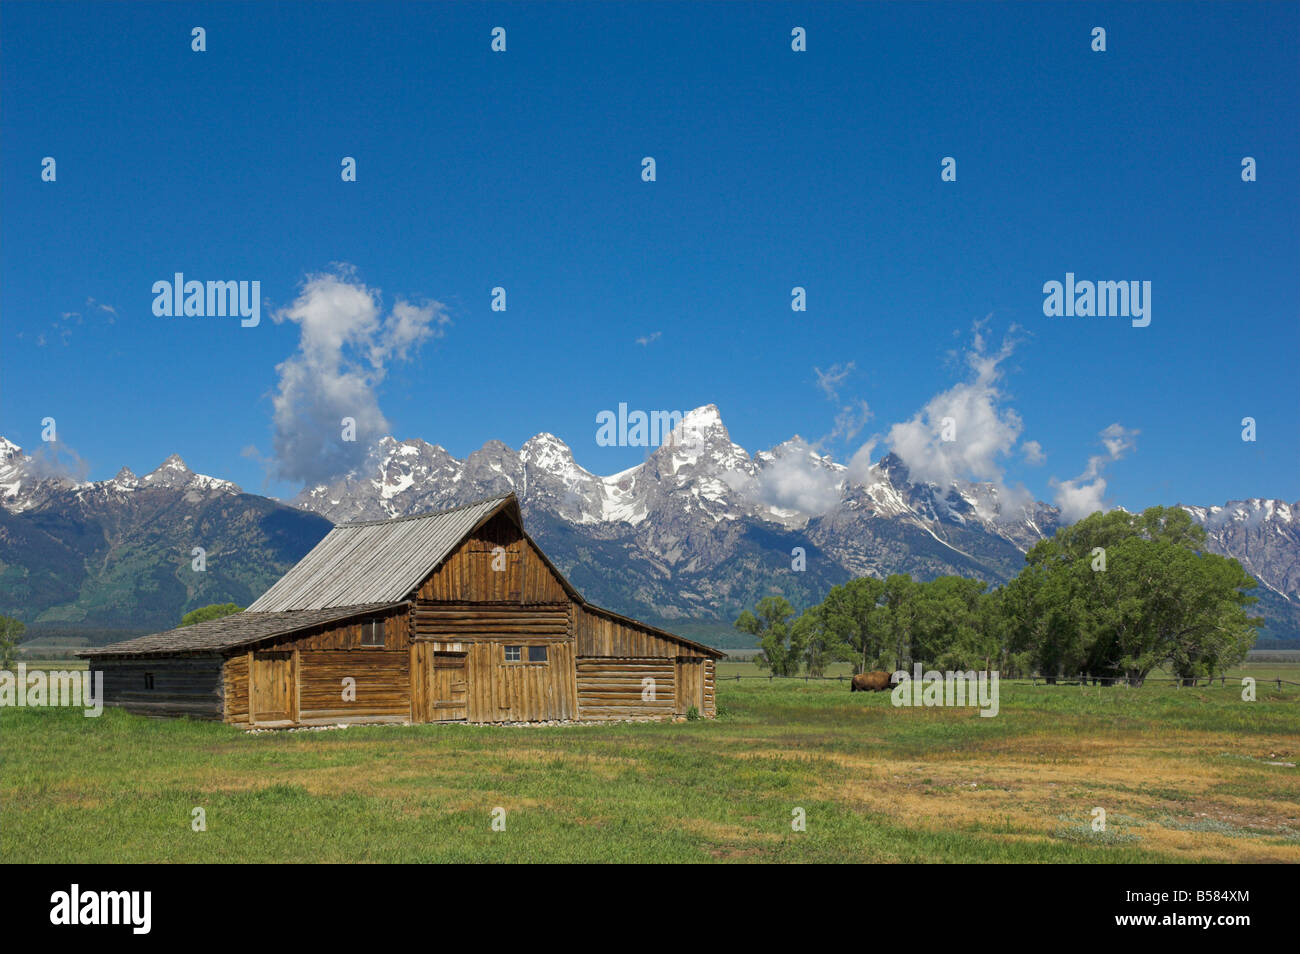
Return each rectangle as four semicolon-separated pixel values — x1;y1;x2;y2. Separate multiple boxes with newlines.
248;494;517;612
79;603;402;658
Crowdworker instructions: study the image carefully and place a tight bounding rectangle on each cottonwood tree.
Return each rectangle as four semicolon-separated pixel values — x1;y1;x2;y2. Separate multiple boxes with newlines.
790;604;842;677
1087;538;1258;684
734;596;801;677
1005;507;1260;683
817;576;886;673
908;576;991;672
880;574;919;671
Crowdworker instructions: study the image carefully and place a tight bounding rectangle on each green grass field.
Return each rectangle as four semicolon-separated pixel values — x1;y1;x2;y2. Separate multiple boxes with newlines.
717;657;1300;683
3;670;1297;863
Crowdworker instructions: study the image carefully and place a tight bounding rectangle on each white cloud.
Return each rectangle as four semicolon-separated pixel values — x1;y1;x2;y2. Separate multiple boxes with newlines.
1098;422;1137;460
846;438;878;485
746;364;871;517
86;297;117;318
825;398;871;445
755;438;844;515
877;324;1025;487
1050;423;1139;523
25;441;89;482
635;331;662;346
814;362;855;401
811;363;872;448
269;268;448;485
1022;440;1046;466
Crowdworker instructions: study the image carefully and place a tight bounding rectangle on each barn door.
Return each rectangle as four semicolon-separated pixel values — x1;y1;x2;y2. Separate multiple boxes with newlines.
252;651;295;724
431;652;469;721
675;657;704;716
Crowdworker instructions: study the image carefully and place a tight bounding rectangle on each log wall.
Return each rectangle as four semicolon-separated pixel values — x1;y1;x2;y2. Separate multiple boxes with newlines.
223;607;411;725
296;649;409;725
94;655;224;719
703;658;716;717
275;606;409;652
412;603;569;639
576;658;677;720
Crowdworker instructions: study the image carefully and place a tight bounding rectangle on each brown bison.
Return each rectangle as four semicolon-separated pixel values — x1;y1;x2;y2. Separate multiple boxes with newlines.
850;670;895;692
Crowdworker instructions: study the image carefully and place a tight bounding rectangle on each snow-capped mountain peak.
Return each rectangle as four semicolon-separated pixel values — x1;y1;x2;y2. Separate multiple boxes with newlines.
136;454;238;495
0;439;239;512
2;417;1297;637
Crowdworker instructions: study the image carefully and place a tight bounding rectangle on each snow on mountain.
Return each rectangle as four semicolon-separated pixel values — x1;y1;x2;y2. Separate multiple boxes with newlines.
1181;499;1300;604
0;438;28;508
284;408;1066;589
285;409;1070;548
0;441;239;512
284;406;1300;616
3;415;1296;633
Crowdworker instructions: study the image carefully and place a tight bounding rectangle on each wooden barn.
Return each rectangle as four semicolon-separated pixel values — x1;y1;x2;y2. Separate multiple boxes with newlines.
79;494;722;727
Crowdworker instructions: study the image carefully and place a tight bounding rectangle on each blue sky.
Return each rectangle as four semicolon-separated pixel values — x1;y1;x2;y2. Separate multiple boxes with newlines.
2;1;1297;513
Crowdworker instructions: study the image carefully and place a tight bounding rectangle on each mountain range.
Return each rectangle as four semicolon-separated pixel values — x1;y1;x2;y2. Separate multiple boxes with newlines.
2;407;1297;646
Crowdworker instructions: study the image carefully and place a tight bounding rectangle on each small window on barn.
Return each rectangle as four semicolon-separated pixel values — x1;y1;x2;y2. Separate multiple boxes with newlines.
527;646;548;663
144;672;155;690
504;645;522;662
361;618;386;647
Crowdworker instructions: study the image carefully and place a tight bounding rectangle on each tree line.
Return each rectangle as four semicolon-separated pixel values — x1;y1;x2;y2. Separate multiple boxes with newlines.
735;507;1261;685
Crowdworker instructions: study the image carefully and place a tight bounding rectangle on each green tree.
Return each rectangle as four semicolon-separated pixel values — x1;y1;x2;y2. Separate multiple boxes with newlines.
978;588;1031;677
1025;505;1207;569
180;603;244;627
1006;507;1260;684
909;576;990;671
0;615;26;670
879;574;919;671
1088;538;1259;684
791;605;842;677
1004;551;1104;682
819;576;887;673
734;596;800;677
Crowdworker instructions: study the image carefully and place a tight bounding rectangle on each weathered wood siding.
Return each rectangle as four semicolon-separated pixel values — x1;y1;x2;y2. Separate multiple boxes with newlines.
413;638;576;722
675;657;704;716
275;607;409;652
415;512;569;604
412;603;569;639
224;652;249;722
95;656;224;719
575;604;711;660
411;595;577;722
576;657;676;720
297;649;409;724
410;641;433;723
251;650;296;724
223;607;411;725
483;640;575;722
